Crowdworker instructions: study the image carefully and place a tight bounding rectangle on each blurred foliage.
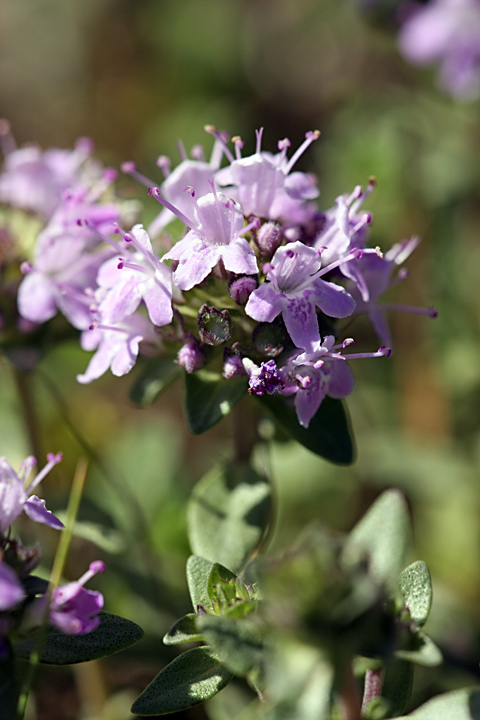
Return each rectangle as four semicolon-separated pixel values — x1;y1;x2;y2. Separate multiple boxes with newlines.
1;0;480;717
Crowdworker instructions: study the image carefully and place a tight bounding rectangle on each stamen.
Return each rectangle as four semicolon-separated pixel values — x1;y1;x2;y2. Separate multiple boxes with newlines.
177;139;187;162
156;155;171;179
20;261;32;275
117;258;150;275
191;144;205;161
121;161;156;189
18;456;37;481
0;119;16;156
380;303;438;318
26;452;63;493
77;560;106;587
342;346;392;360
204;125;234;163
232;136;244;160
317;247;363;278
148;187;195;229
85;167;118;203
285;130;321;175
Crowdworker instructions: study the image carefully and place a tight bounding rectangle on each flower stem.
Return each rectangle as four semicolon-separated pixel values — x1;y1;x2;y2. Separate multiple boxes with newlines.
361;667;384;715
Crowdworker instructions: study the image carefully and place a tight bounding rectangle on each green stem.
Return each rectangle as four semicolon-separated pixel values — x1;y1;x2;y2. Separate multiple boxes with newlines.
16;460;88;720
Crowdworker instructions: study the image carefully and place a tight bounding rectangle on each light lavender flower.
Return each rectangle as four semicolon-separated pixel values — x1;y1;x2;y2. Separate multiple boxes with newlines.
398;0;480;99
284;336;390;427
213;128;320;224
152;186;259;291
0;454;64;534
96;224;173;328
245;241;356;352
77;312;161;384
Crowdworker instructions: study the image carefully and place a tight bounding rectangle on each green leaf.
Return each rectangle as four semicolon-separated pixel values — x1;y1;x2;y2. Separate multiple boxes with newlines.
130;646;234;715
259;394;355;464
184;370;248;434
188;463;272;572
14;612;143;665
382;660;414;717
400;562;432;627
0;643;18;720
130;356;181;406
395;632;443;667
343;490;411;593
163;614;203;645
392;687;480;719
207;563;238;610
186;555;214;611
198;615;266;682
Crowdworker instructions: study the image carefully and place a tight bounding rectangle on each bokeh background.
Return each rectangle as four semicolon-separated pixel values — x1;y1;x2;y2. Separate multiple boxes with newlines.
1;0;480;717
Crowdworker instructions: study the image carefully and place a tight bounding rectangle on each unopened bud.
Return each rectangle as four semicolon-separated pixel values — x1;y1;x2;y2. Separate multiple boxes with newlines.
252;321;287;358
177;333;206;373
228;274;258;305
255;222;283;258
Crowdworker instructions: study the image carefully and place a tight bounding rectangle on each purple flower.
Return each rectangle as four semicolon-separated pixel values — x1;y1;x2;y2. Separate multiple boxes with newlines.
347;237;436;346
0;561;24;611
0;454;64;534
398;0;480;99
49;561;105;634
155;187;259;291
77;312;161;384
283;336;390;427
177;333;206;373
96;224;173;328
0;126;94;219
244;358;283;396
214;129;320;224
122;130;228;236
245;241;356;352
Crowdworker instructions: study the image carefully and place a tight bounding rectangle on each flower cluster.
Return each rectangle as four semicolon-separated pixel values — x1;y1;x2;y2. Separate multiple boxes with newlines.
0;453;104;656
398;0;480;99
5;125;435;428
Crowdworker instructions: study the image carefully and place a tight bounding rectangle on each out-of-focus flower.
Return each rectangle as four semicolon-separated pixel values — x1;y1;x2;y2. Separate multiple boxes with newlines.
49;561;105;634
0;454;64;534
0;561;24;611
398;0;480;99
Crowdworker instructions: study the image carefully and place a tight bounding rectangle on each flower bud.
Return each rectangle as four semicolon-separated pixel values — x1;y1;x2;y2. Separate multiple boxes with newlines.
197;305;232;346
255;222;283;259
228;274;258;305
223;347;246;379
177;333;206;373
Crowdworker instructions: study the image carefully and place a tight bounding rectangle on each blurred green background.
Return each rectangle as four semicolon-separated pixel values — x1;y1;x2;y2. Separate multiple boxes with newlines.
1;0;480;717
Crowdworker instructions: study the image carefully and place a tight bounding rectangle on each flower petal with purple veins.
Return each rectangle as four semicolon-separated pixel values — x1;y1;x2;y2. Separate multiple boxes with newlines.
244;281;284;324
311;278;356;319
282;294;321;352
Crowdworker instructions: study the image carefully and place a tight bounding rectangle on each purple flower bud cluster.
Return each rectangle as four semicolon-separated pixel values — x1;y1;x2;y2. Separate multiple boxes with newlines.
0;453;105;654
2;124;435;428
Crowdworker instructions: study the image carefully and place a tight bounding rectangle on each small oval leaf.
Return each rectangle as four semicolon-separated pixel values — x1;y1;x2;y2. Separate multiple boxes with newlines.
130;356;181;406
130;646;234;715
393;687;480;719
400;561;432;627
163;614;203;645
14;612;143;665
259;394;355;465
186;555;214;612
184;371;248;434
188;463;272;573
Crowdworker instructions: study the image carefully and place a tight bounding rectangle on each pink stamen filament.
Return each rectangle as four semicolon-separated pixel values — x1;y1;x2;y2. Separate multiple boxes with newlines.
121;162;156;189
255;128;264;154
204;125;234;163
380;303;437;318
317;248;363;278
149;187;194;229
156;155;171;178
232;136;244;160
26;453;63;494
285;130;321;174
77;560;106;587
118;259;150;275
